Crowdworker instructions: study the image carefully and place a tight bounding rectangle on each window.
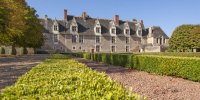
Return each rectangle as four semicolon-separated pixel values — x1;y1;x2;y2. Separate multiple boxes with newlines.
79;35;84;43
54;25;58;31
111;37;116;43
111;28;116;34
160;38;162;44
72;26;77;32
72;35;77;43
96;27;101;33
125;29;129;35
96;45;100;52
126;37;129;44
53;34;58;43
163;38;165;44
72;46;76;50
111;46;116;53
79;46;82;50
157;38;159;43
126;46;129;52
96;36;100;43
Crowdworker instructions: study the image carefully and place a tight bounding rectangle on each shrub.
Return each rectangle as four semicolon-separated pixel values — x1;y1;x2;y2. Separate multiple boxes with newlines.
0;54;142;99
0;47;5;54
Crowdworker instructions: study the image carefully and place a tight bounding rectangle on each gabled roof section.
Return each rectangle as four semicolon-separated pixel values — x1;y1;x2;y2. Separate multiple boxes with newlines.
71;17;77;26
123;21;130;29
95;19;101;26
147;26;169;39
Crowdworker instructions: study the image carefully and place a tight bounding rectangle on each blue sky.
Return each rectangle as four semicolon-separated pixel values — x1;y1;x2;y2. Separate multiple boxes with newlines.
26;0;200;37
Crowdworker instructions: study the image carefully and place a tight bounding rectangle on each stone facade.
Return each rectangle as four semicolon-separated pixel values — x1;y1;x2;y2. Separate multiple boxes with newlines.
40;9;169;53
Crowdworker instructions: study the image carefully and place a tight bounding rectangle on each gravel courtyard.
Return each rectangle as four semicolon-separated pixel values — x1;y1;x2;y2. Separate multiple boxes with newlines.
0;54;50;92
74;57;200;100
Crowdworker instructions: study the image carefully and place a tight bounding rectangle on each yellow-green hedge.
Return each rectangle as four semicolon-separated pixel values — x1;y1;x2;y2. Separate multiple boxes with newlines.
0;54;142;99
71;53;200;82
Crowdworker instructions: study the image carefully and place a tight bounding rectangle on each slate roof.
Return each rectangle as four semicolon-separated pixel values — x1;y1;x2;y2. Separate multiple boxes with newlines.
146;26;169;39
40;15;138;36
40;15;168;38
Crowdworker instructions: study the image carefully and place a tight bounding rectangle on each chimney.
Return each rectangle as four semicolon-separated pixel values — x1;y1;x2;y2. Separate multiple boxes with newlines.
45;15;48;20
82;12;88;20
132;19;137;24
148;27;153;37
139;20;143;24
64;9;67;21
114;15;119;26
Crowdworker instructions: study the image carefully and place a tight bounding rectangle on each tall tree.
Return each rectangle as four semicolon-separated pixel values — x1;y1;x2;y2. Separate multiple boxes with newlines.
0;0;27;46
0;0;9;45
190;25;200;48
18;6;44;48
169;24;200;51
0;0;44;48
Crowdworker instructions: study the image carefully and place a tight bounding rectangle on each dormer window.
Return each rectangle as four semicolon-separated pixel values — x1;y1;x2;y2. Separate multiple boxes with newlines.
125;29;130;35
124;22;130;35
72;26;77;32
94;20;101;35
109;21;116;35
112;28;115;34
54;25;58;31
96;27;101;33
110;28;116;34
71;17;78;33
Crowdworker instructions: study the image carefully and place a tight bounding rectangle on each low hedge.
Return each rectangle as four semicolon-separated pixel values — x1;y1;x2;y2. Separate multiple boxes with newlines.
0;54;142;99
133;52;200;57
71;53;200;82
134;55;200;81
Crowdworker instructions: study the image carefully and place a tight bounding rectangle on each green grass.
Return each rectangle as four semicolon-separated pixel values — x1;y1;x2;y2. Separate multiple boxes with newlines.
0;54;143;100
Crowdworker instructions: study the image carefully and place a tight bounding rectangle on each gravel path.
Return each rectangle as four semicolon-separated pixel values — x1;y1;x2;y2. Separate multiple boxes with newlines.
74;58;200;100
0;54;50;92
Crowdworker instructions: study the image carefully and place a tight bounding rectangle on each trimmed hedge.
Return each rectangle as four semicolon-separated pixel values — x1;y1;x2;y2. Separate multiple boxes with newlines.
133;52;200;57
0;54;143;99
134;55;200;81
71;53;200;82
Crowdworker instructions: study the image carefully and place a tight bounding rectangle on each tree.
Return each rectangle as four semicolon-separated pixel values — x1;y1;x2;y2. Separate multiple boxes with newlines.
0;0;44;48
0;0;27;46
191;25;200;48
17;6;44;48
169;24;200;52
0;0;9;45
